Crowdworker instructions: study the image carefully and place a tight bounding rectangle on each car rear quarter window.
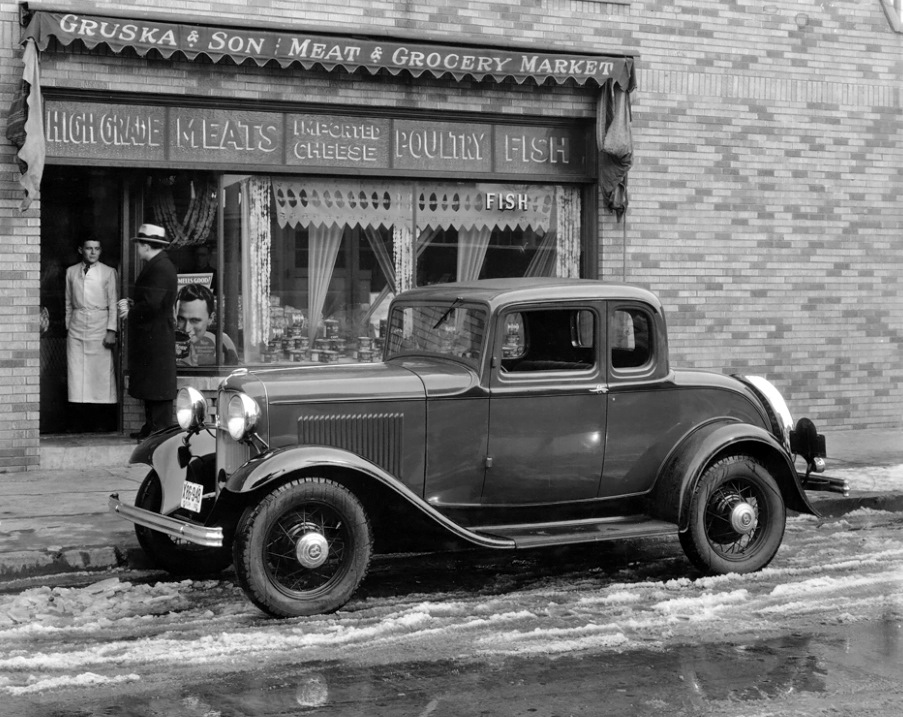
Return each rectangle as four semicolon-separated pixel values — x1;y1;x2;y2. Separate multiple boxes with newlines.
611;307;653;370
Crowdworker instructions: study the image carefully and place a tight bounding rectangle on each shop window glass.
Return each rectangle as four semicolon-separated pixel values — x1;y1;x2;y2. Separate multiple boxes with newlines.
226;177;582;367
144;171;237;369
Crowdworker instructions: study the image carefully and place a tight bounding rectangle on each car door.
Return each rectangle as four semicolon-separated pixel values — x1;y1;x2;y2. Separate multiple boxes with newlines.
600;301;678;498
483;302;607;505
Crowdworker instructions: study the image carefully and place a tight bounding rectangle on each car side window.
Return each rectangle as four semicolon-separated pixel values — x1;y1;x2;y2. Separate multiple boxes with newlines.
611;308;652;370
501;308;596;372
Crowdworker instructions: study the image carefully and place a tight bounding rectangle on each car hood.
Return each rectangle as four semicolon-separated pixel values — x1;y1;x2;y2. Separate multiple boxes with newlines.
220;362;426;404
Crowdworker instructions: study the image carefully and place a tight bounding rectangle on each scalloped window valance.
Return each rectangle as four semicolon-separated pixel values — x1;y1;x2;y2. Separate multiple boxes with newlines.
272;179;555;233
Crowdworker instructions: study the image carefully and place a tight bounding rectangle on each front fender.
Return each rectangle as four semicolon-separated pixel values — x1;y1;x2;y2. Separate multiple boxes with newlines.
650;419;816;529
129;425;185;466
131;427;217;515
225;445;514;550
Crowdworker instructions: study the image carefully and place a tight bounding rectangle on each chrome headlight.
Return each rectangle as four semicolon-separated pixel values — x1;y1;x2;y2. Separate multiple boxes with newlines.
225;392;261;441
176;387;207;430
745;375;793;450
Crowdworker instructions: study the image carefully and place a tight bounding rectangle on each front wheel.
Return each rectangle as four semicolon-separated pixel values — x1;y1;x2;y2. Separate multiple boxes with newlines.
679;455;786;575
233;477;373;618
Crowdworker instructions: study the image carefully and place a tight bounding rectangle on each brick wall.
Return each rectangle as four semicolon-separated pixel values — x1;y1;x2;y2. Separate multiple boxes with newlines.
1;0;900;471
0;6;39;472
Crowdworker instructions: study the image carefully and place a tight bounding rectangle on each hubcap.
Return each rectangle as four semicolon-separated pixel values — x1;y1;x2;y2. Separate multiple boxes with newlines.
295;532;329;569
729;502;757;534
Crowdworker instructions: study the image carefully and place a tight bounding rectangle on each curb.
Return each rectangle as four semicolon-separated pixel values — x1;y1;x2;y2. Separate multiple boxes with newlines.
808;492;903;518
0;546;145;582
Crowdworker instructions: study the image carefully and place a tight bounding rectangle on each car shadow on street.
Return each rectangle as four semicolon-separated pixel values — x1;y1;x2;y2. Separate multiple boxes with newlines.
353;534;689;603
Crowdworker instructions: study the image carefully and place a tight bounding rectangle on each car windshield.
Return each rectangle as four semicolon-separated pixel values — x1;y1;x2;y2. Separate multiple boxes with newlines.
384;301;487;365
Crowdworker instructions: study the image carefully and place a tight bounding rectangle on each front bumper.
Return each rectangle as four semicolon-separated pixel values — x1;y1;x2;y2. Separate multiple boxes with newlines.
798;473;850;497
109;493;224;547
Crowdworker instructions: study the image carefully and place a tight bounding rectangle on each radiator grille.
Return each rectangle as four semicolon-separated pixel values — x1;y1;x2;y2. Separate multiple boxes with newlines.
217;430;251;478
299;412;403;476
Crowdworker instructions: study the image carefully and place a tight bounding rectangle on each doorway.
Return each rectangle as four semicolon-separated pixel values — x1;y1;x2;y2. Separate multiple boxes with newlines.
39;167;124;434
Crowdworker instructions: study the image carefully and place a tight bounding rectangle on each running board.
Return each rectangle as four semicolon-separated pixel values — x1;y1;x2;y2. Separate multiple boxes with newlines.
473;515;676;550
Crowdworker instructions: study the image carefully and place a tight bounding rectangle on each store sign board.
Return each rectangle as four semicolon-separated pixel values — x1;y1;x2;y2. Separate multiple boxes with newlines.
494;125;589;175
24;11;635;90
168;108;284;165
44;100;592;178
393;120;493;173
44;101;166;161
287;114;391;168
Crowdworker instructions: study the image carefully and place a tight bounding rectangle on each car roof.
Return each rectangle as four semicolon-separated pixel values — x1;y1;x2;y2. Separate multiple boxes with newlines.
394;278;663;313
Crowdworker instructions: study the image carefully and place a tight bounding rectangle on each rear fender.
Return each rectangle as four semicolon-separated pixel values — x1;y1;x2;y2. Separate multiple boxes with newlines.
650;420;816;529
225;445;513;550
131;428;217;515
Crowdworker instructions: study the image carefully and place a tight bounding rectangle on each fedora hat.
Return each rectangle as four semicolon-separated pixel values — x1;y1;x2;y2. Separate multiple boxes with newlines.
131;223;170;245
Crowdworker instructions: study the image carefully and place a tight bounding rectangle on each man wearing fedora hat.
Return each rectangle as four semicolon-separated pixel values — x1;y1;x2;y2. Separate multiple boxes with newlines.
118;223;178;440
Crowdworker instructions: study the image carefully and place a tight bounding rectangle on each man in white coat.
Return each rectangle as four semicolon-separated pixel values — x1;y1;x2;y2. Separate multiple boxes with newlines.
65;237;119;431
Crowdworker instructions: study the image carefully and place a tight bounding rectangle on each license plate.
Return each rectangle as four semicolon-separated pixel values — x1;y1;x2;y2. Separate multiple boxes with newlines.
180;480;204;513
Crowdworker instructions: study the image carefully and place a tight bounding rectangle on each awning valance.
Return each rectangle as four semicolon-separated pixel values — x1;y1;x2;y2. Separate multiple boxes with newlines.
22;10;635;89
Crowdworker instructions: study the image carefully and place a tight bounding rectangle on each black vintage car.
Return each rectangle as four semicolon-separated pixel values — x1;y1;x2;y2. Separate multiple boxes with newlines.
110;278;845;617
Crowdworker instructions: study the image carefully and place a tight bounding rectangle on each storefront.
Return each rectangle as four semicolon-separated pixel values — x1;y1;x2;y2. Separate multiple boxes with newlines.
17;9;635;435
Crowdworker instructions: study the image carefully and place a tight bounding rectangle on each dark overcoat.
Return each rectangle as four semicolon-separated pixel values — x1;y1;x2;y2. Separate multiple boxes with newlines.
127;250;177;401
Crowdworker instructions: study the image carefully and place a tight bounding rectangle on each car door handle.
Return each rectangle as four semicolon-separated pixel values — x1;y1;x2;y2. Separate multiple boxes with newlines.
590;384;609;394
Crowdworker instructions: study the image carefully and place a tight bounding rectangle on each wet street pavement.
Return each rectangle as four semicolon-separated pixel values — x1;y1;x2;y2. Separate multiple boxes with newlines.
9;618;902;716
2;507;902;716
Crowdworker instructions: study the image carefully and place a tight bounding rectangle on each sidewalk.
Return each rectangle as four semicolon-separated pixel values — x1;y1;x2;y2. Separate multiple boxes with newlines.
1;429;902;582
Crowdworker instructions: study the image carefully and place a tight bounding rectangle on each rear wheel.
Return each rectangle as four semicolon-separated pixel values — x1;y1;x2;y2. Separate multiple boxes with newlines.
679;455;786;575
233;477;373;618
134;470;232;575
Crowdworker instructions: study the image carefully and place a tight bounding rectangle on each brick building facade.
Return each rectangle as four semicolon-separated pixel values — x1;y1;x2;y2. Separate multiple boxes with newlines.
1;0;901;472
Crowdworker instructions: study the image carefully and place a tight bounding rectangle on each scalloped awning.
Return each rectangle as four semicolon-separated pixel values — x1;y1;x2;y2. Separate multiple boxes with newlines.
22;10;636;89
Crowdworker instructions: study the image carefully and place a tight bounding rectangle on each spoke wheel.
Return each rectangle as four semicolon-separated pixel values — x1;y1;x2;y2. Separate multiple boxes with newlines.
234;477;372;617
680;455;785;575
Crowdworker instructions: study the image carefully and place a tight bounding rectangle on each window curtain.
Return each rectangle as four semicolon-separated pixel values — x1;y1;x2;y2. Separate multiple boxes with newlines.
364;226;396;293
362;226;398;327
307;224;344;343
525;230;557;277
555;186;581;278
243;177;272;349
395;226;441;294
6;38;44;210
393;225;415;294
456;227;493;282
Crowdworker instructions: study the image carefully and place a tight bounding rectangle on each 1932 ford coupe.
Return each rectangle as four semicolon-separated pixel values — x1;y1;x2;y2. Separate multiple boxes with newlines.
110;278;846;617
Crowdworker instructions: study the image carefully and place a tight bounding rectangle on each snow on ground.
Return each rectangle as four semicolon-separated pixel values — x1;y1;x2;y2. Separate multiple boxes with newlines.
0;511;901;696
824;463;903;492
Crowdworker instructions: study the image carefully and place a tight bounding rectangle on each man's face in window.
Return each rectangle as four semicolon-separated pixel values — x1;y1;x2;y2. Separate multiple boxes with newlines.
177;299;211;343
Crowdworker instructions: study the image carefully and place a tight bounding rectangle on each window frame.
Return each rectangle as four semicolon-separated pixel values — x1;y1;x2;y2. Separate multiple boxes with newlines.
607;302;658;382
494;302;603;385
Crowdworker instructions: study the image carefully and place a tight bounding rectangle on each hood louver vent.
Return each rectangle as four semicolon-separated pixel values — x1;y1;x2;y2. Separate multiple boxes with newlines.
298;413;403;476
